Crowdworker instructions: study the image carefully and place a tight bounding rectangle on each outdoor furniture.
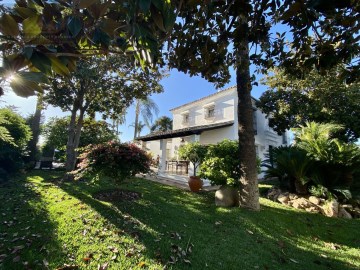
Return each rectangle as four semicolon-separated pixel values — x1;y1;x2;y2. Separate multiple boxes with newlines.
39;157;53;169
166;160;189;175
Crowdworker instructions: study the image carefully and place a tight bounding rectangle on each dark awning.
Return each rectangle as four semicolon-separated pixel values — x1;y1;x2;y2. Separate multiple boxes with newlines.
136;121;234;142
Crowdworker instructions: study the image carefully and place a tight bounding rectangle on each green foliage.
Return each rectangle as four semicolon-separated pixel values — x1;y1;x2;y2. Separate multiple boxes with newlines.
74;141;151;181
265;122;360;196
0;108;32;150
42;116;117;160
199;140;241;187
150;116;173;133
1;1;178;96
262;146;314;193
258;66;360;141
295;122;360;190
0;108;32;180
178;142;207;176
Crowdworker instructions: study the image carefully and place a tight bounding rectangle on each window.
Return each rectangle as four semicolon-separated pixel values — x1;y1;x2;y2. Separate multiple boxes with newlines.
182;113;189;124
253;109;257;134
205;105;215;119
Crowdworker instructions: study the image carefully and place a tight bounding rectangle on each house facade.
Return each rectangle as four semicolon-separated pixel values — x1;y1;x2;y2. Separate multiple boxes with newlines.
137;86;287;178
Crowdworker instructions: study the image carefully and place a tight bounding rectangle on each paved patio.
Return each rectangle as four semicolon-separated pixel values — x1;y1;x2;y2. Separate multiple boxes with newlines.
138;170;219;191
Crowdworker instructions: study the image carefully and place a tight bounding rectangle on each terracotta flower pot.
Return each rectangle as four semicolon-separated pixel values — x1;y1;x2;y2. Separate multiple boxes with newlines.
188;176;203;192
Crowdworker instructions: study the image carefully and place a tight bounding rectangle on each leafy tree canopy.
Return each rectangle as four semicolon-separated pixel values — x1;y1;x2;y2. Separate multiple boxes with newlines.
0;0;180;96
45;55;163;122
42;116;117;151
257;66;360;141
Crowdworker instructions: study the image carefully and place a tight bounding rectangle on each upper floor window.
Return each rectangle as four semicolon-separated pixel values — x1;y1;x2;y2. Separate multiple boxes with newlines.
204;104;215;119
182;113;189;124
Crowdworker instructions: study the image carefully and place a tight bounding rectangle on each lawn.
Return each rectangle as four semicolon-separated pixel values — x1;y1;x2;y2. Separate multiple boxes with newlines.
0;171;359;270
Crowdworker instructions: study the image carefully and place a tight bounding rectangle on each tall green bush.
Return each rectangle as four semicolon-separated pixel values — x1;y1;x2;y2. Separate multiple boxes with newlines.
0;108;32;181
74;141;151;181
199;139;241;186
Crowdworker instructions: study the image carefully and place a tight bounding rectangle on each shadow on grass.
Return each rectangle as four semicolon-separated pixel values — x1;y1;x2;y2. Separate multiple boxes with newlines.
47;176;359;270
0;172;66;269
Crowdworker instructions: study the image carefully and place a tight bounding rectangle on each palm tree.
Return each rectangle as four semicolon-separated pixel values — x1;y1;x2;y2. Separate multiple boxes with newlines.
150;116;173;133
130;121;146;138
133;97;159;140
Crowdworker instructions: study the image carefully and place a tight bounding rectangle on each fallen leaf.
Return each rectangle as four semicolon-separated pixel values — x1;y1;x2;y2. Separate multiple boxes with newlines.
289;258;299;264
183;259;191;264
246;230;254;235
83;257;91;262
13;256;21;262
215;221;222;225
138;261;146;268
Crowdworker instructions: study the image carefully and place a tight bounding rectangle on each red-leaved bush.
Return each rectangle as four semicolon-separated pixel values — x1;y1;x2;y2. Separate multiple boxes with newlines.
74;141;151;181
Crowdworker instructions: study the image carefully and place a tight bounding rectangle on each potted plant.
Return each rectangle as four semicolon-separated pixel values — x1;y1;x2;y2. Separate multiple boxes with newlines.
178;142;208;192
198;139;242;206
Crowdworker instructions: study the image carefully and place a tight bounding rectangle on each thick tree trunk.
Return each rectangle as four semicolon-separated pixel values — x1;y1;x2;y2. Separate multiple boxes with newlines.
236;11;260;211
28;93;43;167
133;99;140;140
65;108;85;174
65;108;78;174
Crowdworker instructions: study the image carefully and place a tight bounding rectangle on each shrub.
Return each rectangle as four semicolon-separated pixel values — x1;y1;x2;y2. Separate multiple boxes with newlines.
262;146;314;194
0;108;32;180
295;122;360;190
199;139;241;186
74;141;151;181
178;142;207;176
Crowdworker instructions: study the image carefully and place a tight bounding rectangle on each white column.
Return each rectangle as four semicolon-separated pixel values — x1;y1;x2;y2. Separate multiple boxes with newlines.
159;139;168;173
141;141;146;150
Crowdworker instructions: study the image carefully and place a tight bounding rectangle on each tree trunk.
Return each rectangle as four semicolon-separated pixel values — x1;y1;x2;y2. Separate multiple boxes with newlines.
236;10;260;211
133;99;140;140
65;108;78;174
28;93;43;167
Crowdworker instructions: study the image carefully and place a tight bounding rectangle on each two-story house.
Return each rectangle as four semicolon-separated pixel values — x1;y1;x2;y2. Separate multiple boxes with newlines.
137;86;287;179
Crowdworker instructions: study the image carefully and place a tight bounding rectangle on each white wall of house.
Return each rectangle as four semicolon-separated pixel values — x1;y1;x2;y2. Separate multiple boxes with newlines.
143;86;288;178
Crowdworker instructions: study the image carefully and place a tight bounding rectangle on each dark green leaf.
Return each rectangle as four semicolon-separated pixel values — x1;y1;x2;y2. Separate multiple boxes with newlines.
17;71;49;84
68;17;82;37
30;52;51;74
10;80;41;97
23;47;34;59
49;56;70;76
79;0;98;9
139;0;151;12
23;15;42;40
0;14;19;37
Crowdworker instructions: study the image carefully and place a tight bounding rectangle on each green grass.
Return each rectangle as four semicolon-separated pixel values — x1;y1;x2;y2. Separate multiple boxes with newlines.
0;171;359;270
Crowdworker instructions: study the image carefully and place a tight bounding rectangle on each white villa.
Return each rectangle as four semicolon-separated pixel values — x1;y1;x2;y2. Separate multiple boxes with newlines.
137;86;288;179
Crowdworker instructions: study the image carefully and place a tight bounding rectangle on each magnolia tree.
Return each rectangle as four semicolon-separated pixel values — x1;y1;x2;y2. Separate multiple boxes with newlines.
166;0;360;210
44;55;163;174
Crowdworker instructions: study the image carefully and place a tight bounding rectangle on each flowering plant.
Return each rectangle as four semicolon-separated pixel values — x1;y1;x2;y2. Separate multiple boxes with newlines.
74;141;151;181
